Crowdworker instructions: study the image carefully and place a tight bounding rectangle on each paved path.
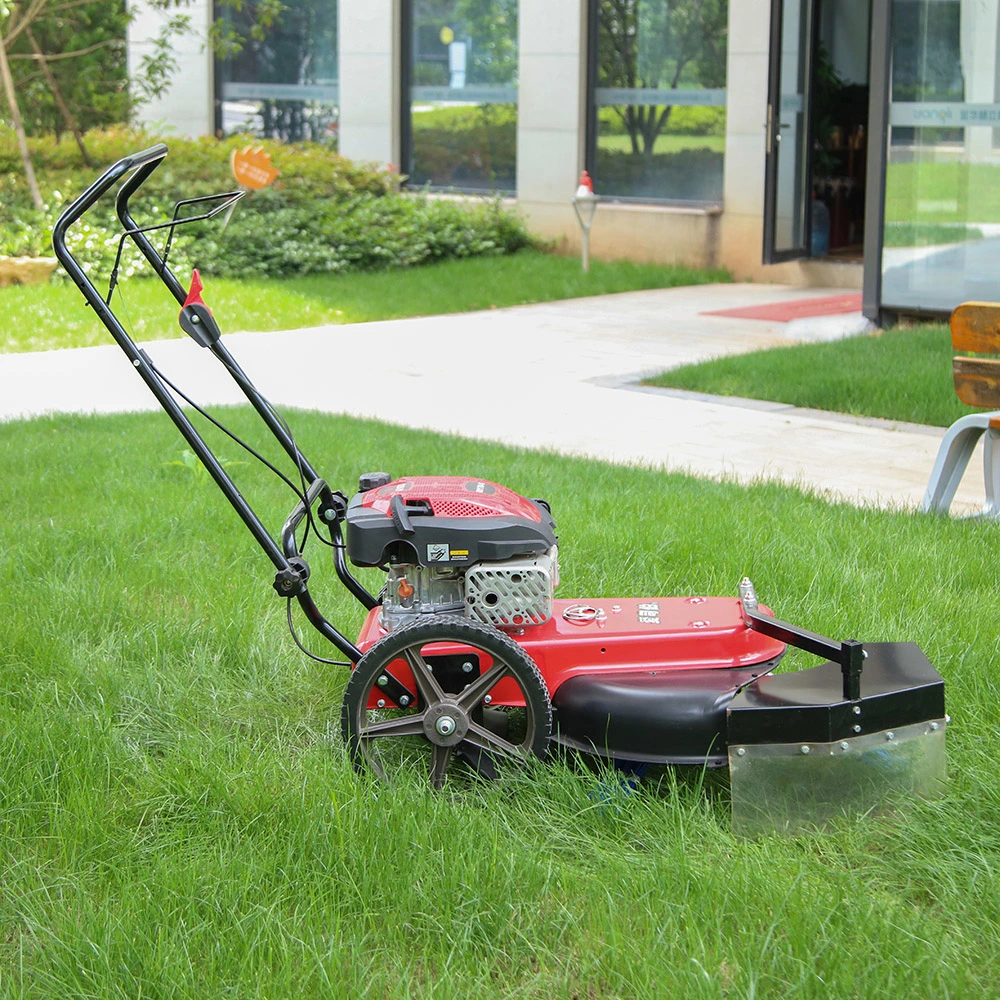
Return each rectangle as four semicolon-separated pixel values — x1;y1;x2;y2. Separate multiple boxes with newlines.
0;282;984;514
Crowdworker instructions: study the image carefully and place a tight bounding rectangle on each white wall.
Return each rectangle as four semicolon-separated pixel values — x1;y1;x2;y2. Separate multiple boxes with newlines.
127;0;214;137
516;0;587;204
338;0;400;168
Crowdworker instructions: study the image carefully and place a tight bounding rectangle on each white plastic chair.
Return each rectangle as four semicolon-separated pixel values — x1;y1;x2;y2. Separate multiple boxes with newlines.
921;412;1000;517
921;302;1000;518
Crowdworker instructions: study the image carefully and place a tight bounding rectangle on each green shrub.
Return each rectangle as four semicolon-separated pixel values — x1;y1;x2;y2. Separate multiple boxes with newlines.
193;193;533;278
0;126;536;280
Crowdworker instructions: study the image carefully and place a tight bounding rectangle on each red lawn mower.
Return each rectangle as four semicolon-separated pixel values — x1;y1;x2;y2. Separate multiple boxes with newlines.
52;147;947;833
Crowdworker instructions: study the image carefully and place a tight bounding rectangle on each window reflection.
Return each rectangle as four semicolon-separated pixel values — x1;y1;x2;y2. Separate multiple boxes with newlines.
591;0;727;203
215;1;339;145
405;0;519;193
882;0;1000;311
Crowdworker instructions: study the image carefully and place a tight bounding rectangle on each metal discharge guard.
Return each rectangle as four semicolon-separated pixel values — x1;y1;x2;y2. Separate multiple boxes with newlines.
727;642;947;836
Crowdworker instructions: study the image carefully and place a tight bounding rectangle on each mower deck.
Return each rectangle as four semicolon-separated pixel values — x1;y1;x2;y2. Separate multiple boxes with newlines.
356;596;787;764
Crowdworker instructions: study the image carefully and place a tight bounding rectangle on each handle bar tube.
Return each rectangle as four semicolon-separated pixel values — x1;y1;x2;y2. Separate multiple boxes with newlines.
114;163;321;484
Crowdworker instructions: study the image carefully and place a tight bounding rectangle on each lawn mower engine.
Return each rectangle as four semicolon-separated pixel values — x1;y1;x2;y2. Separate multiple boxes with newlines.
345;474;559;632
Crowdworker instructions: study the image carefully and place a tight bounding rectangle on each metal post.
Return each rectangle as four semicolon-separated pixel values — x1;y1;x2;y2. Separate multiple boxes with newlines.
572;171;598;272
862;0;893;324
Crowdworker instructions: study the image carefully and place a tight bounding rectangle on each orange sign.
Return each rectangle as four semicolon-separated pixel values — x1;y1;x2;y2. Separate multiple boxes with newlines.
230;146;279;190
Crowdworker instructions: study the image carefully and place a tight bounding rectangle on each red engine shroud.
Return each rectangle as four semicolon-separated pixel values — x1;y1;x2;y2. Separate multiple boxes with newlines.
360;476;543;522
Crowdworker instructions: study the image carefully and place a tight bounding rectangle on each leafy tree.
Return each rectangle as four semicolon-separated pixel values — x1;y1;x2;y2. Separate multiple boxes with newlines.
0;0;284;207
454;0;517;84
0;1;193;206
597;0;727;161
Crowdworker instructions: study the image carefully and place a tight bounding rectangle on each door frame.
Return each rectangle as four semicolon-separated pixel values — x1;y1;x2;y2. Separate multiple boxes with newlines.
762;0;817;264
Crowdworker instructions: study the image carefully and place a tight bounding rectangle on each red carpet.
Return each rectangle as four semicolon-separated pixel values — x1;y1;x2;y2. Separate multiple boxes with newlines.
702;293;862;322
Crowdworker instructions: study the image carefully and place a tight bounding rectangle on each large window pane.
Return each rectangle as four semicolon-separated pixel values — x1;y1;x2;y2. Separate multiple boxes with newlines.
591;0;727;203
882;0;1000;311
215;1;338;145
405;1;518;193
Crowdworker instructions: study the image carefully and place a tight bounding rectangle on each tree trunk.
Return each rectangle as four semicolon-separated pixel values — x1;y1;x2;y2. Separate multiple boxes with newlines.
0;23;43;210
26;27;92;167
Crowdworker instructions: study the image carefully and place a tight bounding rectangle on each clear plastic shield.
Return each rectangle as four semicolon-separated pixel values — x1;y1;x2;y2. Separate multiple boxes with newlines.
729;719;947;837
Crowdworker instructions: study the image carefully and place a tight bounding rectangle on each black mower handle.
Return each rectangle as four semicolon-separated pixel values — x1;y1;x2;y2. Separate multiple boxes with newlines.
51;146;375;659
52;144;168;264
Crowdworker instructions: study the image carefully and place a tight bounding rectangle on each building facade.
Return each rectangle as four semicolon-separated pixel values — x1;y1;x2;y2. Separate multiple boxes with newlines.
128;1;1000;319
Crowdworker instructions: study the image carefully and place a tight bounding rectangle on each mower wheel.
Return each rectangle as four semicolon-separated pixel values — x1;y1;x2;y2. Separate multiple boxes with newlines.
341;615;551;789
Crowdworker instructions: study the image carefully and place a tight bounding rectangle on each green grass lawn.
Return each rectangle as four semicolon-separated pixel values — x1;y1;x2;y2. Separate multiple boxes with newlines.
2;406;999;997
0;251;730;354
645;323;978;428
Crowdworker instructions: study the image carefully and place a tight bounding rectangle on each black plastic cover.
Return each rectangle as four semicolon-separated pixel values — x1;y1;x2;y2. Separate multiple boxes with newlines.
345;492;557;567
551;664;779;766
727;642;945;746
551;643;944;766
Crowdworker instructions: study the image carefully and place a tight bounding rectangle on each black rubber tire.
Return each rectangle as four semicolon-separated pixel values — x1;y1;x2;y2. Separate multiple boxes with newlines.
340;615;551;789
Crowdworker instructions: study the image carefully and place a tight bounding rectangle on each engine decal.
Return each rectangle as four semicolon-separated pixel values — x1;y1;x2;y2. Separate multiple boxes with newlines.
638;602;661;624
427;543;449;562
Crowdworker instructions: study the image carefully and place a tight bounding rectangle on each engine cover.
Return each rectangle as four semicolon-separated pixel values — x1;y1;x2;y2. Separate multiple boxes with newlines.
345;476;557;569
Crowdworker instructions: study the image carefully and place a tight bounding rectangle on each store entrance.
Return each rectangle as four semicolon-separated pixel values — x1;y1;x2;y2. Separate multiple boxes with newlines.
762;0;872;263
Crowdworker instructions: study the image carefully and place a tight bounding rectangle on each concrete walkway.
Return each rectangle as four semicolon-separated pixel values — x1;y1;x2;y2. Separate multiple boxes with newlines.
0;281;985;514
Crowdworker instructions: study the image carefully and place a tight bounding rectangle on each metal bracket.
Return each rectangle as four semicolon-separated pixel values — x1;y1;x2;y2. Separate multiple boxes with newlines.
739;578;865;701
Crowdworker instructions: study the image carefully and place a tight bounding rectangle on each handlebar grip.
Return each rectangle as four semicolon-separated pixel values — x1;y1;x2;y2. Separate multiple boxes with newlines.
52;143;168;266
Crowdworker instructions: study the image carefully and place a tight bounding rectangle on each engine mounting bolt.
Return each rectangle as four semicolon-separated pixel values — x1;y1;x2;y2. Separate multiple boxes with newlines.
800;745;811;755
853;706;862;715
840;742;850;751
853;724;862;733
377;699;386;708
930;722;940;731
377;675;389;687
735;747;746;757
435;716;456;736
483;695;492;705
398;695;411;707
886;731;895;741
461;661;475;673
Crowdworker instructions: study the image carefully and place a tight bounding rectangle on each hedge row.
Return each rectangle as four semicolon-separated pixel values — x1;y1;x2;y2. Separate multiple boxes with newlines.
0;127;535;281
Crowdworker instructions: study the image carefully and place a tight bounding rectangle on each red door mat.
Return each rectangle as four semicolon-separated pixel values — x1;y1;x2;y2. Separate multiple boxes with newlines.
702;293;862;322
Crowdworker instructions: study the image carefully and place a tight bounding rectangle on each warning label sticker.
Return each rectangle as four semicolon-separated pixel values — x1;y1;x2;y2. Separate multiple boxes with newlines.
427;543;449;562
637;602;660;624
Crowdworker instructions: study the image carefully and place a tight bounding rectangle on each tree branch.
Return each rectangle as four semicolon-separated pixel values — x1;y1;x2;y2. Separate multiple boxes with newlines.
8;37;121;61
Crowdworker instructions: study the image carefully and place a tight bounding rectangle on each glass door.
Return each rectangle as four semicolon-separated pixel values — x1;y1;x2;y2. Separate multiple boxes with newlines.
763;0;815;263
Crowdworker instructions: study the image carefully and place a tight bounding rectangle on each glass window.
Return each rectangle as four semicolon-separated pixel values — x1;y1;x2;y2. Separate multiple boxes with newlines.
882;0;1000;311
404;1;518;193
590;0;728;204
215;1;339;145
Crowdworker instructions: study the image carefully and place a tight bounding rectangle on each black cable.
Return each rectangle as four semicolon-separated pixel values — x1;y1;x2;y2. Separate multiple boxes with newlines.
210;350;335;550
286;599;350;666
146;357;307;502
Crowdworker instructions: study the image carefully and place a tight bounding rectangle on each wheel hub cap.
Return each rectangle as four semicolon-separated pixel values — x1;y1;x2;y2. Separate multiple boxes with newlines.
423;702;469;746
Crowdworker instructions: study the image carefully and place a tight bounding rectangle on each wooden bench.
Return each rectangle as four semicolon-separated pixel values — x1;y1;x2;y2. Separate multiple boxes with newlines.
920;301;1000;517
